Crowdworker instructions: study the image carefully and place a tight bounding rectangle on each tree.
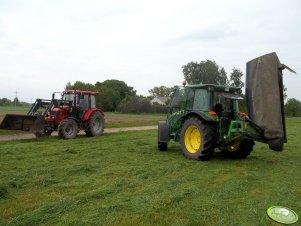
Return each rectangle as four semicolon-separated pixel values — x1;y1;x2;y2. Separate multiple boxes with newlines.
285;98;301;117
64;79;136;111
117;95;167;113
182;60;228;85
229;68;244;88
65;81;97;91
95;80;136;100
13;97;20;106
95;79;136;111
0;98;12;106
148;86;174;97
98;86;121;112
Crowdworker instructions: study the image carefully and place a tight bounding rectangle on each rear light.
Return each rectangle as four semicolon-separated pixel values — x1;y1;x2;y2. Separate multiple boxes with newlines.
239;112;247;117
209;111;217;117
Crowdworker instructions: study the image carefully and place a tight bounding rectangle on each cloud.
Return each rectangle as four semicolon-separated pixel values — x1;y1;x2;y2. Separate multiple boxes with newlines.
0;0;301;101
176;24;236;43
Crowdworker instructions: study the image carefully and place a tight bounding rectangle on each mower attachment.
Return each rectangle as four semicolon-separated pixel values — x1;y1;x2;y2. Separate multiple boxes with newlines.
246;52;295;151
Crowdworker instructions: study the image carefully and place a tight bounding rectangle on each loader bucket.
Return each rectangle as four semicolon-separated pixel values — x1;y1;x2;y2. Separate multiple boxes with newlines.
246;52;288;151
0;114;38;131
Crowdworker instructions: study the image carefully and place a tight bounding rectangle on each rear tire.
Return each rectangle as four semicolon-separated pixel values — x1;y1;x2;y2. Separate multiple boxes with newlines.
58;119;78;139
85;111;104;137
180;117;216;161
222;139;254;159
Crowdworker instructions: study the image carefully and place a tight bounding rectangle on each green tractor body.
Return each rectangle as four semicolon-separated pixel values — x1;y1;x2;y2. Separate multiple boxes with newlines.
158;84;262;160
158;52;294;160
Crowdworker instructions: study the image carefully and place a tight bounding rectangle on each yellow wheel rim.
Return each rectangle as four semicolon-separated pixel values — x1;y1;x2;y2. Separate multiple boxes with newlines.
228;141;240;152
184;125;201;153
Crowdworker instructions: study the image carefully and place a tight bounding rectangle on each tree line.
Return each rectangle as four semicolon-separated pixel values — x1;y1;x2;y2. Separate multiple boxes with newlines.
64;59;301;116
0;97;29;107
1;59;300;115
65;80;167;113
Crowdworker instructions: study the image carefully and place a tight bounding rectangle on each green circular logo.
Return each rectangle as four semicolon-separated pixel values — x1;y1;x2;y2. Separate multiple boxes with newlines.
267;206;298;224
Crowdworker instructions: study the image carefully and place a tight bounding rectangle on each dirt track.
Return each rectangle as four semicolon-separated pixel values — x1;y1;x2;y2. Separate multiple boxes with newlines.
0;126;157;141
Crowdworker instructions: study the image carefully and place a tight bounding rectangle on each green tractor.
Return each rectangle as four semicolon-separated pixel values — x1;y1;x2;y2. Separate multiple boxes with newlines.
158;52;295;160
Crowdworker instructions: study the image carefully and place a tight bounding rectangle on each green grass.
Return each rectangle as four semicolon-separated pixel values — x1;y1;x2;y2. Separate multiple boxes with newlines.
105;112;165;128
0;130;27;136
0;118;301;225
0;106;30;113
106;120;160;128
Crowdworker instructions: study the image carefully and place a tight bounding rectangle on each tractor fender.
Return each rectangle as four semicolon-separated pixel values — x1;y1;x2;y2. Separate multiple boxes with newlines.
65;117;79;123
82;108;104;122
182;111;217;124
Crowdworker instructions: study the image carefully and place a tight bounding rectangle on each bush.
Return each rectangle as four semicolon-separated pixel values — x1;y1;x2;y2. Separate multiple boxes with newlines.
285;98;301;117
117;96;167;114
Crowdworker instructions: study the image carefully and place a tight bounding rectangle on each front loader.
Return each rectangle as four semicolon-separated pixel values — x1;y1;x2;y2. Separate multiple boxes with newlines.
158;52;296;160
0;90;105;139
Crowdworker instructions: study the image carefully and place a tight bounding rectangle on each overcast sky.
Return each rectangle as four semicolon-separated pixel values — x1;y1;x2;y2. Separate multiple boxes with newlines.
0;0;300;102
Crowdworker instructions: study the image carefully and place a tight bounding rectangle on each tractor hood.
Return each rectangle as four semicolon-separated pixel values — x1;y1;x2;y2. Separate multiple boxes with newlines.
246;52;295;151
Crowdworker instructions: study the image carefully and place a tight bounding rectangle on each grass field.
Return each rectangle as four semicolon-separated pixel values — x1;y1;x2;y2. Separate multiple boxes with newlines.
0;118;301;225
0;106;30;113
0;106;165;131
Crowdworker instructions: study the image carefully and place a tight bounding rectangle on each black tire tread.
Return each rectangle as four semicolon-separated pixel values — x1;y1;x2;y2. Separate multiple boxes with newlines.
180;117;216;161
58;119;78;139
85;111;104;137
222;139;254;159
158;142;167;151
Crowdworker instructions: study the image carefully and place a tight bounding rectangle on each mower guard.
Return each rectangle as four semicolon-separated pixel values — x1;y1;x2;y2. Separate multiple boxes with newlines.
246;52;288;151
0;114;38;131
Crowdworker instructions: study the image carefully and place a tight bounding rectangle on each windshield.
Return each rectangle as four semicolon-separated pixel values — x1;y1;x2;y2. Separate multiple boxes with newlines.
90;95;96;108
169;87;186;109
62;93;75;106
213;92;235;112
62;93;75;102
193;89;210;111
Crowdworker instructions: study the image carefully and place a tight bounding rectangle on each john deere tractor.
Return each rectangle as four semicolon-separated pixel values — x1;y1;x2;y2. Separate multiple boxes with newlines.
158;52;295;160
0;90;105;139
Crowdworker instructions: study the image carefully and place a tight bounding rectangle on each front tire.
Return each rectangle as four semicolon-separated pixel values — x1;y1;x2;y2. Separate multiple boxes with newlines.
58;119;78;139
157;121;169;151
180;117;216;161
85;111;104;137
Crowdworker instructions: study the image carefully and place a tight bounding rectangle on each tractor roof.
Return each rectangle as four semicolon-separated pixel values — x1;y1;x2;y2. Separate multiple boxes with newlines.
64;90;99;95
187;84;241;93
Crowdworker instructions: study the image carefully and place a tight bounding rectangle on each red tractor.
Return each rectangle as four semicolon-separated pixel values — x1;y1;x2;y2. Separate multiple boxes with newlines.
0;90;105;139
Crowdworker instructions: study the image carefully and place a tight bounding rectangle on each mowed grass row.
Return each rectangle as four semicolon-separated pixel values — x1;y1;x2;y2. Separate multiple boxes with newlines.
0;118;301;225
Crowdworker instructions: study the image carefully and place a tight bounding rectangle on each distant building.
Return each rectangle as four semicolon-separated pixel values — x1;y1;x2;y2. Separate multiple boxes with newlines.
150;96;170;105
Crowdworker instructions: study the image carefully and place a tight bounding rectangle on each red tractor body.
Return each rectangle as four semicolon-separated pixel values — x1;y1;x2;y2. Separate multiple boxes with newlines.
0;90;105;139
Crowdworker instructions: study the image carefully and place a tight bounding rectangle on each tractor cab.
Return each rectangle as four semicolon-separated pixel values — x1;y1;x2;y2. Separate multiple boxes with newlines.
167;85;242;132
212;91;243;119
58;90;98;118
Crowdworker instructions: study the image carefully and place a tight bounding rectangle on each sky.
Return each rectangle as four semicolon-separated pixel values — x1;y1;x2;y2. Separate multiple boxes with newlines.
0;0;300;103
